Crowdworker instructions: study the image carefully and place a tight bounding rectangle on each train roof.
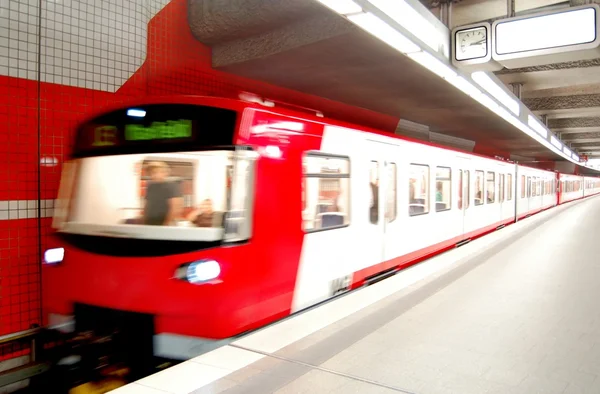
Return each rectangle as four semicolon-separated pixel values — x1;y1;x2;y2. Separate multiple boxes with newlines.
77;94;597;178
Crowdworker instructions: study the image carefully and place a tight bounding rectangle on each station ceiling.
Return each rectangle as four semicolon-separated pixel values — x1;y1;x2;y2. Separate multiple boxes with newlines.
189;0;600;173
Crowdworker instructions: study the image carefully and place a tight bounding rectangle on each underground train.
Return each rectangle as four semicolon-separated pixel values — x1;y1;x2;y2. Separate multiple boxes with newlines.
42;95;600;376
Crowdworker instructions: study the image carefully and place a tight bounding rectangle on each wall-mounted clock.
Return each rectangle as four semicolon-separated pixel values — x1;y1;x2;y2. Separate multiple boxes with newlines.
451;22;502;71
456;26;488;61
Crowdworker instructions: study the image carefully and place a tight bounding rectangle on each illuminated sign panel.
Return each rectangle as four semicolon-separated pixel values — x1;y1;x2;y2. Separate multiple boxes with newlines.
495;7;596;55
492;4;600;68
125;120;192;141
75;104;237;157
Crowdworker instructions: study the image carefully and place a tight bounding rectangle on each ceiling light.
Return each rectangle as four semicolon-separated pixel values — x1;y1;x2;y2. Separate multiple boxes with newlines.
315;0;362;15
573;153;580;161
348;12;421;54
551;136;562;150
407;51;456;80
368;0;442;51
471;71;520;116
563;146;572;156
446;75;483;99
527;115;548;138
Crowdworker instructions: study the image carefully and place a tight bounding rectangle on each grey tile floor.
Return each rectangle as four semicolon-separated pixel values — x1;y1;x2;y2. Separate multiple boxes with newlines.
193;197;600;394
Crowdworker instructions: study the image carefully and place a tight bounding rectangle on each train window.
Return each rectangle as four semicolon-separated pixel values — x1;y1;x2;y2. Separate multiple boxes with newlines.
458;170;463;210
531;177;537;197
475;170;484;205
499;174;505;203
386;162;397;223
409;164;430;216
527;177;531;198
302;153;350;232
486;172;495;204
507;174;513;201
435;167;451;212
464;170;470;209
538;178;544;196
521;175;525;198
369;161;379;225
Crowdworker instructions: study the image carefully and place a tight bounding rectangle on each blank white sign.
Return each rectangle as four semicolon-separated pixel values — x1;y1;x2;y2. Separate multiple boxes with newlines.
495;7;597;55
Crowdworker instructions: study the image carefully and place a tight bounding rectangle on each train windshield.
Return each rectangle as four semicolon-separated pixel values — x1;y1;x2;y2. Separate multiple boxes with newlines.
53;104;257;244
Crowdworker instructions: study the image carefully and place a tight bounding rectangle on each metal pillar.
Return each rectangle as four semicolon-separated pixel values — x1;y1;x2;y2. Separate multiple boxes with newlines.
507;0;516;17
509;82;523;100
440;1;453;28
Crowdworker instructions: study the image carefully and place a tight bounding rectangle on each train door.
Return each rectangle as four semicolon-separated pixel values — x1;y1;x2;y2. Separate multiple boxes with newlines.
457;157;471;236
366;140;400;264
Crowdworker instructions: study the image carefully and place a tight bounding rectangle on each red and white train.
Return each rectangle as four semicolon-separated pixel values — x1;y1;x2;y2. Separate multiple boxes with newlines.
42;95;600;363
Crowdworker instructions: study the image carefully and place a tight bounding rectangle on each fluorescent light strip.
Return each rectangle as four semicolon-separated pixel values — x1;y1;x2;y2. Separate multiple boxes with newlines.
314;1;590;168
367;0;442;51
471;71;520;116
315;0;362;14
348;12;421;54
446;75;483;99
563;146;572;156
527;115;548;138
407;51;456;80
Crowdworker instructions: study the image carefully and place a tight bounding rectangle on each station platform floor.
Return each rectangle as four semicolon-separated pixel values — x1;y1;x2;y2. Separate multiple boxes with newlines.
116;196;600;394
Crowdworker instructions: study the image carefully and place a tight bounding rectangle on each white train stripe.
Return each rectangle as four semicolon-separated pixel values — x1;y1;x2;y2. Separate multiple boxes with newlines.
0;200;55;220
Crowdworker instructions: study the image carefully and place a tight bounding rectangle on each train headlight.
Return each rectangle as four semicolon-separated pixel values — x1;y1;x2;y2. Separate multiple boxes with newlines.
44;248;64;265
175;259;221;284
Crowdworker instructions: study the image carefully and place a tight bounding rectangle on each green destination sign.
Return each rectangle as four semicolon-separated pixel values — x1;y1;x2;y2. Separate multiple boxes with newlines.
124;119;193;141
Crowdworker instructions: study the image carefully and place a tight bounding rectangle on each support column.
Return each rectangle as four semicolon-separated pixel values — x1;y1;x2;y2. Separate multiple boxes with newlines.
440;1;452;28
507;0;516;17
509;82;523;100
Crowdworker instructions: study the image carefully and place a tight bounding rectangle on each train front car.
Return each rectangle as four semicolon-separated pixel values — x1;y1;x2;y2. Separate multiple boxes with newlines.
41;97;310;381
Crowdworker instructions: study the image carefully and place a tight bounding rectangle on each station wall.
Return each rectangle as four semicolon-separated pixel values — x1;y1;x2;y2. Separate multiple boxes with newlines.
0;0;400;341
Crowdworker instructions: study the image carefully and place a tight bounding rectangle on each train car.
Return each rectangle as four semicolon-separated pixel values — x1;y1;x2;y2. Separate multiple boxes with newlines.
584;176;600;196
515;166;557;219
559;173;584;204
41;96;600;377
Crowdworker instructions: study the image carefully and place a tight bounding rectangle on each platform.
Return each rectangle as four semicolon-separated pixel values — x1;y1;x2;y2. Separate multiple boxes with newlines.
115;196;600;394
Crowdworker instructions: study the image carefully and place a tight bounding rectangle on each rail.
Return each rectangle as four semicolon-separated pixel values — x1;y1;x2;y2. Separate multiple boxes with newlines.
0;327;50;389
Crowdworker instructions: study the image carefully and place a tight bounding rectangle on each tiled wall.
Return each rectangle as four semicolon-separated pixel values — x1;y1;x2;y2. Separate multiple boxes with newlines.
0;0;398;340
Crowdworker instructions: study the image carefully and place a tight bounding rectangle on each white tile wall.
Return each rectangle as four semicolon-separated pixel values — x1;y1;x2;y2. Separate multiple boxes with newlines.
0;199;55;219
0;0;170;92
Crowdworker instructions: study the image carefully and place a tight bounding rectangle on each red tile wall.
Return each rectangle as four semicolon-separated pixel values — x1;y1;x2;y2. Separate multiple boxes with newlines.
0;0;398;341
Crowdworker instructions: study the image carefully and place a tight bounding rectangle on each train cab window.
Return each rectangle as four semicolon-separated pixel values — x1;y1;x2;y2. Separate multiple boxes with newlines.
486;172;495;204
386;162;397;223
409;164;430;216
369;161;380;224
435;167;451;212
507;174;513;201
474;170;484;206
499;174;505;203
54;148;258;245
302;153;350;232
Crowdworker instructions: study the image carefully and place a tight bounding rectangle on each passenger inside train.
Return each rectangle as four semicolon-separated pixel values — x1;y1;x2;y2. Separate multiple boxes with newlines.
186;199;223;227
143;161;184;226
53;149;254;241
